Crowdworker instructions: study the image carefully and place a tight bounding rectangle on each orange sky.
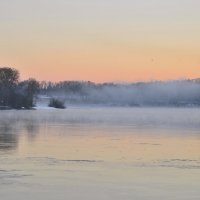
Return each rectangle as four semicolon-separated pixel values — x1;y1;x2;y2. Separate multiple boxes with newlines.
0;0;200;82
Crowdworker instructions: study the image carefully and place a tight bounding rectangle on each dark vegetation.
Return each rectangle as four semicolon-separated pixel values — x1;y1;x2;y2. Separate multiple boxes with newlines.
0;67;39;109
48;98;65;109
1;67;200;108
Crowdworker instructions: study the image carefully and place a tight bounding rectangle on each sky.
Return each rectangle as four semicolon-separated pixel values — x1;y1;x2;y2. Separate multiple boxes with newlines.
0;0;200;82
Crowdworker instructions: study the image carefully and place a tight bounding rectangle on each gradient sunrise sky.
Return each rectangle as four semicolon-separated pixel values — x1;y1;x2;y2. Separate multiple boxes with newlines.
0;0;200;82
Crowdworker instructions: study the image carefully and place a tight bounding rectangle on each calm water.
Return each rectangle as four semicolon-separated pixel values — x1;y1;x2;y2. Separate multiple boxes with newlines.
0;107;200;200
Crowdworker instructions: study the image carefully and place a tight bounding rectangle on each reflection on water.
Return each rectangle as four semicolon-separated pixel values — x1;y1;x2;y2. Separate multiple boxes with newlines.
0;133;18;151
0;108;200;200
0;115;39;151
0;121;19;151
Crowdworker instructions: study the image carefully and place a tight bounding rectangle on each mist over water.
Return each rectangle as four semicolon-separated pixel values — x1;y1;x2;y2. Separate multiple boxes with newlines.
1;107;200;131
0;108;200;200
40;80;200;106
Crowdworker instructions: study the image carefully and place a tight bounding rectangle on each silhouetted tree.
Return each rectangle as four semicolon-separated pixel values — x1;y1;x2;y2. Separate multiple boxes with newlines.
0;67;19;107
0;67;39;109
17;78;40;108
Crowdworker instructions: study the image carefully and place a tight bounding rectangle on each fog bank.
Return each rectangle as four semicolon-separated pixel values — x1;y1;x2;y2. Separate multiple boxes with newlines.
39;80;200;107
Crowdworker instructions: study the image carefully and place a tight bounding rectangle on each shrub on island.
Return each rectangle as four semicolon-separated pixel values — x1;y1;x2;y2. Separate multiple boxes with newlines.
48;98;66;109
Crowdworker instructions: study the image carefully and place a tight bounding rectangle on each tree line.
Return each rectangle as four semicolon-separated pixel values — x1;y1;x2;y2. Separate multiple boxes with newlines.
1;67;200;108
39;79;200;107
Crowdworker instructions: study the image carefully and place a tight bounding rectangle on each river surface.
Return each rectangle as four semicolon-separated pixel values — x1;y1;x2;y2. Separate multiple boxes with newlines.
0;107;200;200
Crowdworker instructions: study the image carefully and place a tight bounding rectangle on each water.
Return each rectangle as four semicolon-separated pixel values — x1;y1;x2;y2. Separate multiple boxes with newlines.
0;107;200;200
